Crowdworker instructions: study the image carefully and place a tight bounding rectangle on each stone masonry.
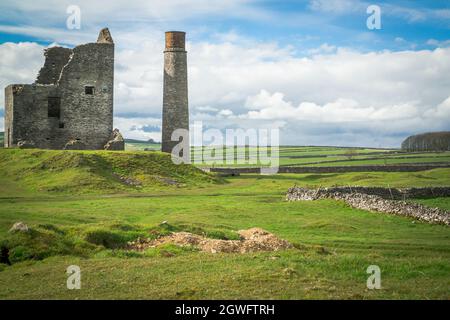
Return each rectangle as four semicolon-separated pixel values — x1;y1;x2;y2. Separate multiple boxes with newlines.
286;186;450;225
161;31;189;156
4;28;124;150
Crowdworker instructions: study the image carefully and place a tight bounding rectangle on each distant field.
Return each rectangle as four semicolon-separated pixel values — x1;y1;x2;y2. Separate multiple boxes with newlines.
190;146;450;168
125;139;160;151
4;134;448;169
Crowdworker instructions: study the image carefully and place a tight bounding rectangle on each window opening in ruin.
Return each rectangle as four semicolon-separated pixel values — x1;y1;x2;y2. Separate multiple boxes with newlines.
48;97;61;118
7;128;10;147
59;122;65;129
85;86;94;95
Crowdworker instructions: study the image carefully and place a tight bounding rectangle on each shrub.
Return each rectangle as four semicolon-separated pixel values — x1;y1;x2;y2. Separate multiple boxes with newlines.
84;230;130;249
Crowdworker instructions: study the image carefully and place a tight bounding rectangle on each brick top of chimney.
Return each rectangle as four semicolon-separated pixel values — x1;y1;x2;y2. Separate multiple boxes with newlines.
165;31;185;50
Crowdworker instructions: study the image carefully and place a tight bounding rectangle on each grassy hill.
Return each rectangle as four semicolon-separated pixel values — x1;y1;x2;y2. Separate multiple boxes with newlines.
0;148;220;195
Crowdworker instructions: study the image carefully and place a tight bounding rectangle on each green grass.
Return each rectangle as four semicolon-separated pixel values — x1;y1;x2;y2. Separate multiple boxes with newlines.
0;148;220;196
413;197;450;211
0;149;449;299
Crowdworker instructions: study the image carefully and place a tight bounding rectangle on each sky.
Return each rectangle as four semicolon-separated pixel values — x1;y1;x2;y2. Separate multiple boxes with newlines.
0;0;449;147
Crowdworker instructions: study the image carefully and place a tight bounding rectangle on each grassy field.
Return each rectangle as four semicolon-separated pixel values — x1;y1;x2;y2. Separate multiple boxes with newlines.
3;133;450;168
125;139;160;151
191;146;450;168
123;140;450;168
0;148;449;299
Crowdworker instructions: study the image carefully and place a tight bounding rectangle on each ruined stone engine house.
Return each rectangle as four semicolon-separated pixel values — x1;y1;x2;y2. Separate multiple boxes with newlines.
4;28;124;150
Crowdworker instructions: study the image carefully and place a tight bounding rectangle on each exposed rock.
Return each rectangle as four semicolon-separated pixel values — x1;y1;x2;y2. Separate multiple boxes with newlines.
97;28;114;44
113;173;142;186
12;85;24;94
127;228;292;253
63;139;86;150
286;186;450;226
17;140;35;149
9;222;29;233
154;176;179;186
104;128;124;150
285;186;450;201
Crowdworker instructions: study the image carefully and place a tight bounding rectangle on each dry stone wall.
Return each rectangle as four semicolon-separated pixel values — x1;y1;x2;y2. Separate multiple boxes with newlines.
210;164;450;175
286;186;450;226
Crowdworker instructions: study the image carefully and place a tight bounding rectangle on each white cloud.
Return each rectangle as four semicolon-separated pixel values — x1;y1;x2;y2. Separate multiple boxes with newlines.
1;30;450;147
195;106;219;112
307;43;337;55
309;0;363;14
308;0;446;23
424;96;450;119
243;90;422;123
218;109;234;117
113;116;161;141
427;39;450;48
0;42;45;124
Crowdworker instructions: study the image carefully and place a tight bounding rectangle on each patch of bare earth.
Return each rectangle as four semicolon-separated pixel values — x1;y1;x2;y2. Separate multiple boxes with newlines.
127;228;292;253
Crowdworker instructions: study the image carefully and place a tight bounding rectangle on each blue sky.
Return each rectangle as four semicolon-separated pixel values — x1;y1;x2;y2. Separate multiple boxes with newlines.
0;0;449;146
1;1;449;51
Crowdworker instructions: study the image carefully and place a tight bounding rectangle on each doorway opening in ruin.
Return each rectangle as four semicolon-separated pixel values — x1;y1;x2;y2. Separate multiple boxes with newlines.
48;97;61;118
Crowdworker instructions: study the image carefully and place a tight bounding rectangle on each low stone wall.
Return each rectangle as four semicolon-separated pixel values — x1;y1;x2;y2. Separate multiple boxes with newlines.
285;186;450;200
286;187;450;226
210;164;450;175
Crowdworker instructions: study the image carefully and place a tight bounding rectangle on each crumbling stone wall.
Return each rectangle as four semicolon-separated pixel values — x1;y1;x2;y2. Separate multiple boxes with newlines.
285;186;450;200
4;28;123;150
286;186;450;226
36;47;72;85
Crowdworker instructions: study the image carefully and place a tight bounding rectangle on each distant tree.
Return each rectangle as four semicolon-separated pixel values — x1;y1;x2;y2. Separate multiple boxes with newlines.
344;149;358;160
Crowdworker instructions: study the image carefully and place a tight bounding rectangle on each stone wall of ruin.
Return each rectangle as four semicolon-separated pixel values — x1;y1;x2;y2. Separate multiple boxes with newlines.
4;29;117;150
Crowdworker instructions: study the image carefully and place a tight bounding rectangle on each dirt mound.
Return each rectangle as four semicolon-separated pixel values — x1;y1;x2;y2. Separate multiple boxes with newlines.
127;228;292;253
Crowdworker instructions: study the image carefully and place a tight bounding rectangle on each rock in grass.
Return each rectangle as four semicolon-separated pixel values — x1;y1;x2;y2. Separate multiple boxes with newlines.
9;222;29;233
